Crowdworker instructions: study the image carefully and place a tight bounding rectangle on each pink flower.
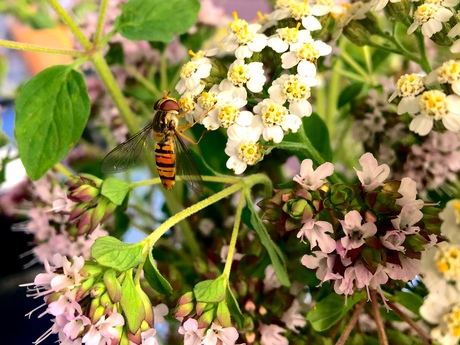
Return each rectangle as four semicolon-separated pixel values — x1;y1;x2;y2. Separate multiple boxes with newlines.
391;205;423;234
259;324;288;345
293;159;334;190
380;230;406;252
280;300;306;332
178;318;204;345
396;177;424;209
202;323;239;345
301;251;343;284
297;219;336;253
47;290;82;318
339;210;377;252
354;152;390;191
81;312;124;345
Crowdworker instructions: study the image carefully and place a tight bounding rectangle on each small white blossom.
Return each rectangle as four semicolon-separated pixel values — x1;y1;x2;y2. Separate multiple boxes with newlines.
281;39;332;77
223;59;266;95
175;50;212;95
407;90;460;136
268;73;317;117
202;97;253;130
407;3;453;38
268;24;312;53
288;1;324;31
223;12;268;59
253;99;302;143
425;60;460;96
388;73;425;115
225;125;263;174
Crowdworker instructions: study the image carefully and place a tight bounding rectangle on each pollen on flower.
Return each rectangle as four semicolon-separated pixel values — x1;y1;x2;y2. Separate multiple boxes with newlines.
229;12;255;44
446;303;460;338
437;60;460;84
290;2;311;20
179;93;196;113
283;75;311;101
218;104;240;128
413;4;438;24
419;90;447;119
228;64;249;86
238;142;262;165
396;74;425;97
434;244;460;280
199;91;219;110
278;24;301;44
296;43;320;63
453;200;460;224
260;102;287;126
180;60;198;79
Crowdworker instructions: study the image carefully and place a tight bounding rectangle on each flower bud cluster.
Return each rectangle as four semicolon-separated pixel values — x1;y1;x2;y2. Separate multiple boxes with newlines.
25;254;158;345
66;174;117;235
259;153;443;298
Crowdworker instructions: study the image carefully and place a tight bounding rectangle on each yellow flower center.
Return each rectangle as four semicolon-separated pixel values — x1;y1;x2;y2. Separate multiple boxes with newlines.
434;244;460;280
296;43;319;62
238;142;262;165
180;60;198;79
419;90;447;120
454;200;460;225
228;64;249;86
396;74;425;97
229;16;254;45
199;91;218;110
179;94;196;113
414;4;438;23
278;27;300;44
283;76;311;101
437;60;460;84
261;103;287;126
290;2;311;20
445;303;460;339
218;104;240;128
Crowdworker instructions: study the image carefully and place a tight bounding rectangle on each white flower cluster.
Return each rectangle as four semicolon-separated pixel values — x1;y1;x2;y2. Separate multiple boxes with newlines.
390;62;460;136
175;1;333;175
419;199;460;345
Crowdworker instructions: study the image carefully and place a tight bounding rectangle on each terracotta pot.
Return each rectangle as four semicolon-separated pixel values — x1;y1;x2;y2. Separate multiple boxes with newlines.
9;20;74;75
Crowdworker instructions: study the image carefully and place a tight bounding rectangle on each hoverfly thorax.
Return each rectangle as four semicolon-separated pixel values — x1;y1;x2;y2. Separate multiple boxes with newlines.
101;91;204;194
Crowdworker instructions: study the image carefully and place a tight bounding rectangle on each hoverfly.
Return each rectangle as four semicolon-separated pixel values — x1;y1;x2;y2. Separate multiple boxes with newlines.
101;92;204;194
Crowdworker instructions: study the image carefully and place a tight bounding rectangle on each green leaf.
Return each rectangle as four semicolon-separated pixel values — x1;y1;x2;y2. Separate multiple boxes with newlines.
280;114;333;163
393;291;424;316
116;0;200;42
306;292;366;332
101;177;131;205
91;236;144;271
338;82;364;108
120;272;144;333
194;275;227;303
143;251;173;295
15;65;90;181
225;285;244;328
242;194;290;287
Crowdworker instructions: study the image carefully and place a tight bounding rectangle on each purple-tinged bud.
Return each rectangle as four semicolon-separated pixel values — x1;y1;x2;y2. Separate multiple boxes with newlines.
174;292;195;318
128;328;142;345
195;301;207;316
88;297;101;321
68;184;100;203
90;282;106;298
216;301;231;327
75;275;97;300
100;292;114;309
68;203;89;222
282;198;310;220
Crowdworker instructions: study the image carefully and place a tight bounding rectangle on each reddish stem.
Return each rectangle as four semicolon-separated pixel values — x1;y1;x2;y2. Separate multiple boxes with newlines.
370;290;389;345
335;298;367;345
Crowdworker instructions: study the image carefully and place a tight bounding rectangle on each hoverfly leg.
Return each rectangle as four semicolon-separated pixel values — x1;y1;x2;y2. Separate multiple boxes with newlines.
178;106;215;131
176;129;209;145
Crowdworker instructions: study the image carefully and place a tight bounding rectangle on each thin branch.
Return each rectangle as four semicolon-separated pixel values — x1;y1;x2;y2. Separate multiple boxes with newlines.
386;300;432;345
0;39;86;57
370;290;389;345
335;298;367;345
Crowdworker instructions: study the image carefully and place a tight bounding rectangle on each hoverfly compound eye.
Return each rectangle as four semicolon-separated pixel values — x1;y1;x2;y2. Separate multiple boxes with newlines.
159;99;180;112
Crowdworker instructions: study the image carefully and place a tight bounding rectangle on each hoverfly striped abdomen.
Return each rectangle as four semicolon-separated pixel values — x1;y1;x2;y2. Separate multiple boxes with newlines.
155;140;176;190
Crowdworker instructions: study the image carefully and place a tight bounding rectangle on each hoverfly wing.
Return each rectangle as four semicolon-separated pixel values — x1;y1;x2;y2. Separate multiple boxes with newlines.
101;123;154;174
174;132;204;195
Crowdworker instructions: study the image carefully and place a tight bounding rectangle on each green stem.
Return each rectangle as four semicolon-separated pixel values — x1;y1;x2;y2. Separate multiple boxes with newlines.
53;162;74;179
340;49;372;83
223;191;245;276
0;39;86;57
145;182;243;246
90;52;140;134
125;65;160;96
159;52;168;93
94;0;109;47
47;0;93;51
414;32;431;73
